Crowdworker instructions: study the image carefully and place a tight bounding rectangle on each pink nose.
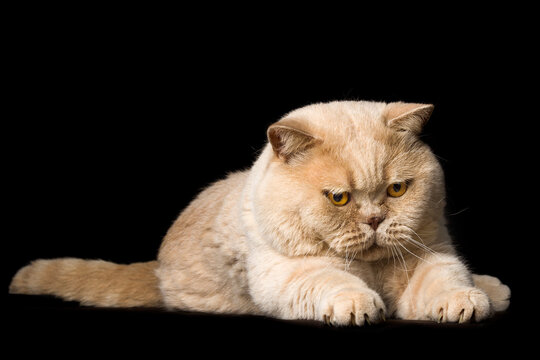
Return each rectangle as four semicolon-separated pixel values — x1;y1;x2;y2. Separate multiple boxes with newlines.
366;216;385;231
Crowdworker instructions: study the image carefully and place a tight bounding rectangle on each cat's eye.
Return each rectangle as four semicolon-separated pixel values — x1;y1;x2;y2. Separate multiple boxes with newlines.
387;182;407;197
326;191;350;206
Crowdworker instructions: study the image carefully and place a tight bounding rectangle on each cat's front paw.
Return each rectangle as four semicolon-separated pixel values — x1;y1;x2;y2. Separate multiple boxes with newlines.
427;287;491;323
473;274;511;312
319;288;386;326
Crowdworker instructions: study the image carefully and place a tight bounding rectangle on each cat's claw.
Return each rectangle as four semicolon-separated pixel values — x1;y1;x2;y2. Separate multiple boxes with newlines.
437;309;444;323
323;314;332;326
363;313;371;325
458;309;466;324
430;287;491;323
320;288;386;326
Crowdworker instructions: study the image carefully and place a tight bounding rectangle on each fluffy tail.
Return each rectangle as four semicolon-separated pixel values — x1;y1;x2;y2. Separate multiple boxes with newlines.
9;258;163;307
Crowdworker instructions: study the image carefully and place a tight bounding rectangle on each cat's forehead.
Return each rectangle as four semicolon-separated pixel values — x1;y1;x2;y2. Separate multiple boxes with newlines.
302;106;421;187
286;101;388;136
311;140;421;195
328;137;396;188
294;101;401;157
285;101;431;189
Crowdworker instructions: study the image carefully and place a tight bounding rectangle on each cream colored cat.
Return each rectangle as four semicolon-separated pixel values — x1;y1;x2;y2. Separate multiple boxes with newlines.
10;101;510;325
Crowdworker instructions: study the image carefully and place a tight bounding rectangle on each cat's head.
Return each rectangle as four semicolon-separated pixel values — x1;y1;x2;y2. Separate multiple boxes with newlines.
252;101;446;261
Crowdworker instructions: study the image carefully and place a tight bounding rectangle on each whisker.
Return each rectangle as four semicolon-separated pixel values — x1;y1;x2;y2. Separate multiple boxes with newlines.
401;235;432;252
344;243;350;271
395;244;409;273
346;247;359;271
402;224;428;246
402;235;440;258
319;241;337;270
389;245;398;274
307;238;328;254
436;197;446;205
351;246;359;263
393;244;403;271
396;241;434;265
385;246;392;265
448;207;469;216
397;224;439;257
394;244;411;299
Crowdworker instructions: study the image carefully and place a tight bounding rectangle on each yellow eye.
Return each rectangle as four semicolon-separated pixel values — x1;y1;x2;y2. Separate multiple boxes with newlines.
327;191;350;206
387;182;407;197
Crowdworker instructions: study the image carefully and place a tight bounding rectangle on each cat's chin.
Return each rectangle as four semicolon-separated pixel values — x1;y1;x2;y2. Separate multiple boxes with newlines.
354;244;390;262
328;233;392;262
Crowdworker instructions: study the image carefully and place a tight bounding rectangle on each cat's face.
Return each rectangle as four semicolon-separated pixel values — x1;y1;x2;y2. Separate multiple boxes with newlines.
254;101;446;261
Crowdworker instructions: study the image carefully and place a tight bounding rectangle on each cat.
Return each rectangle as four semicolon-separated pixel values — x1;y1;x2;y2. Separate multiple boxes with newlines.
9;101;510;325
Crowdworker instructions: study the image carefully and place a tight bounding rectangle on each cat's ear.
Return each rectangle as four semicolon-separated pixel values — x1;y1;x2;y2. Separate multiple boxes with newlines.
385;102;434;134
267;119;321;162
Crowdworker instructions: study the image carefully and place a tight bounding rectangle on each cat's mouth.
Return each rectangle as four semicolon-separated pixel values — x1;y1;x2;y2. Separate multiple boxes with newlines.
330;232;390;261
355;240;393;261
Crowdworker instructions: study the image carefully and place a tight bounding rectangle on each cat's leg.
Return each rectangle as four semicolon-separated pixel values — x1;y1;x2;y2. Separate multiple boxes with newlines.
472;274;511;312
395;253;493;323
247;253;386;326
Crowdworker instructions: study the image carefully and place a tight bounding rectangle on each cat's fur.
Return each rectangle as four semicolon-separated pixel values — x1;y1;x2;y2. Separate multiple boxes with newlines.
10;101;510;325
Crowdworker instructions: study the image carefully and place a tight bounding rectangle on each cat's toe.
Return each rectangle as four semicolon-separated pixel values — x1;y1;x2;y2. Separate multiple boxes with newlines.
430;287;491;323
472;274;511;312
320;288;386;326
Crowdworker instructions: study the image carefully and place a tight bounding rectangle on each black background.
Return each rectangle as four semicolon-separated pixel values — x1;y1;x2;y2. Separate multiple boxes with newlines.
4;6;535;356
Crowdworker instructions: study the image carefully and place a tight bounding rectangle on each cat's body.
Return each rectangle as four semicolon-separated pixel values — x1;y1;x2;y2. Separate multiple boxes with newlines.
10;101;510;325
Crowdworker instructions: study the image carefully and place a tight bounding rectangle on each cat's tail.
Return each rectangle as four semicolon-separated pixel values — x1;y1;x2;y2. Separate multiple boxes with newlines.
9;258;163;307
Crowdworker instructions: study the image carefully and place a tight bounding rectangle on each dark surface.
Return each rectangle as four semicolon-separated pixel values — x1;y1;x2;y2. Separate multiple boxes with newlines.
4;293;525;355
4;6;535;357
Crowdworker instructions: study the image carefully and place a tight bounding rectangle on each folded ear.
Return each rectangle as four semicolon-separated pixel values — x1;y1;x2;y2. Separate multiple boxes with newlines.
267;118;321;163
385;102;434;134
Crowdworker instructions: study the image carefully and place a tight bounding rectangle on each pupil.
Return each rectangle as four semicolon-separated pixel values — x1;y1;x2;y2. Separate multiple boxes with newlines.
333;193;343;202
393;183;401;192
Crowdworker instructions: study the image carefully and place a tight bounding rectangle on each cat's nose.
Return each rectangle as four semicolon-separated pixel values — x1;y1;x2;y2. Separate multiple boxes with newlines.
366;216;385;231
